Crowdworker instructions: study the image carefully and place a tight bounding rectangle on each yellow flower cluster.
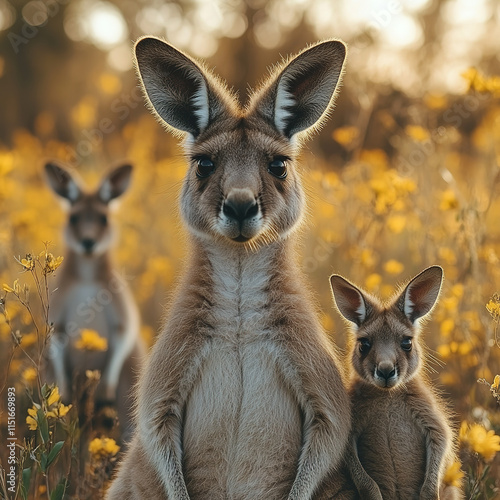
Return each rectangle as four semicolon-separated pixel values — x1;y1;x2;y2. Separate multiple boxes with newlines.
332;125;359;147
88;437;120;459
75;329;108;351
460;421;500;462
486;293;500;322
369;170;416;215
462;68;500;96
26;386;71;431
405;125;430;142
442;461;464;488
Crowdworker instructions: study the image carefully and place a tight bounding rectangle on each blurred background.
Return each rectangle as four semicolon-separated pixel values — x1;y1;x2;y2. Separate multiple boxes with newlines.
1;0;500;497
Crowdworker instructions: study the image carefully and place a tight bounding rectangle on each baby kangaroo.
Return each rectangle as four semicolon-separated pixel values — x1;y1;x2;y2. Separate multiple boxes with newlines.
329;266;462;500
44;161;144;440
107;39;351;500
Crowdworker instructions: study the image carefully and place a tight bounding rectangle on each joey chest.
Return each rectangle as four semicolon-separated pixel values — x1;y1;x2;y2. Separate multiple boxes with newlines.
351;384;427;494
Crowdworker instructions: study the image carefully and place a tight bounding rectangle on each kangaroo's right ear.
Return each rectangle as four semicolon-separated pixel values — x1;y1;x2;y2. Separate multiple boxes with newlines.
250;40;347;139
44;162;81;202
134;37;232;139
330;275;369;327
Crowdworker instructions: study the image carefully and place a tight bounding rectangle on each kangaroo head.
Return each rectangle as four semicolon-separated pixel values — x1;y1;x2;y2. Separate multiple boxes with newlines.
330;266;443;389
45;162;132;256
134;38;346;248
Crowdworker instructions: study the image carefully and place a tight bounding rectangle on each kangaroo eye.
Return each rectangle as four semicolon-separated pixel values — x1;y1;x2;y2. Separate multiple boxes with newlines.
69;214;79;225
268;158;287;179
196;157;216;178
358;338;371;354
100;214;108;225
401;338;413;352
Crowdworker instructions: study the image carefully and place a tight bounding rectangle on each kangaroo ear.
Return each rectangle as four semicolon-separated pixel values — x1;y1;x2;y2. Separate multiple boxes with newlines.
398;266;443;323
250;40;346;139
134;37;231;139
330;275;369;327
44;161;81;202
99;164;133;203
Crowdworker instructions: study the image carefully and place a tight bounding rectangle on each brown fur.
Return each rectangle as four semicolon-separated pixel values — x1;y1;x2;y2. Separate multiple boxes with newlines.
318;267;463;500
43;162;145;441
107;39;350;499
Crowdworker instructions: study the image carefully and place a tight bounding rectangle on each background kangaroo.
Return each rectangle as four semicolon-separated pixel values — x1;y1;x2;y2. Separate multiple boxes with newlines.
107;39;351;500
326;266;462;500
44;161;145;440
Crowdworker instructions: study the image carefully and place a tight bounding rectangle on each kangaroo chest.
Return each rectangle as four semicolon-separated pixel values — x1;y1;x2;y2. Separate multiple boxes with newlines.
353;388;427;498
182;254;302;498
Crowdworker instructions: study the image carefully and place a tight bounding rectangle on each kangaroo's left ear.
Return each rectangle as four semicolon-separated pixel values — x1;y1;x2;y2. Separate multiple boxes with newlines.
397;266;444;324
99;164;133;203
249;40;347;139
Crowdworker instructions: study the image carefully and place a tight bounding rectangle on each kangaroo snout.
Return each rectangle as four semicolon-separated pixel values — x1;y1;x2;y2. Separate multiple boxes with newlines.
375;362;397;385
81;238;96;253
223;194;259;224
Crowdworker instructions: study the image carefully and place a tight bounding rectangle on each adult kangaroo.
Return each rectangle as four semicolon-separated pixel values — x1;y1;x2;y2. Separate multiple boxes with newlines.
107;38;350;500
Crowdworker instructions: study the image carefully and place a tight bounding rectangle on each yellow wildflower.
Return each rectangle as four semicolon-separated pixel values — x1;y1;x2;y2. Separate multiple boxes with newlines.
439;189;459;211
387;214;406;234
424;93;448;110
486;294;500;322
47;386;61;407
75;329;108;351
365;273;382;292
492;375;500;390
440;319;454;337
443;461;464;488
22;367;37;383
465;423;500;462
3;279;20;294
20;255;34;271
21;332;37;348
405;125;430;142
332;126;359;147
46;402;71;419
383;259;404;275
88;437;120;459
26;405;39;431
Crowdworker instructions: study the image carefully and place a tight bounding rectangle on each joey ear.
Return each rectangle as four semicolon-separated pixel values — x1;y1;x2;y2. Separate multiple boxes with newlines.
44;161;81;202
134;37;229;138
398;266;443;323
330;275;368;327
99;164;133;203
251;40;346;138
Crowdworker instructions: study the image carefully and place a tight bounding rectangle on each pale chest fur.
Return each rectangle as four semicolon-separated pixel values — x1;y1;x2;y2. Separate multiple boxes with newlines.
182;246;302;498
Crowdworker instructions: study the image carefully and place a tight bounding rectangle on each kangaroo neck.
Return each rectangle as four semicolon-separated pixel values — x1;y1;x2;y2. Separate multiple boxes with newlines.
64;249;112;283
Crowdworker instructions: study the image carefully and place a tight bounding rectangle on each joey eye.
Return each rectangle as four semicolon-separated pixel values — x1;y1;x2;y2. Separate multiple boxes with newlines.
196;157;216;178
358;338;371;354
69;214;79;225
401;338;413;352
268;158;288;179
99;214;108;225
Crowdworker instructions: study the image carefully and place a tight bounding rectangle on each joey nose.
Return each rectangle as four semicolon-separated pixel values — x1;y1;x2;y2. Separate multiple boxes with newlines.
223;197;258;223
376;363;396;381
82;238;95;253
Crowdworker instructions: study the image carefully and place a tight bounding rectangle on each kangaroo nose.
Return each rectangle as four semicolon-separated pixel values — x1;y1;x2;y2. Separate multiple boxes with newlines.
82;239;95;253
376;363;396;381
223;197;259;223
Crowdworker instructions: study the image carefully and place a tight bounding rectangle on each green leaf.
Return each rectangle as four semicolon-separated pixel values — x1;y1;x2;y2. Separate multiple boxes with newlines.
40;452;48;473
50;480;66;500
41;383;50;399
37;408;49;444
46;441;65;468
21;467;32;500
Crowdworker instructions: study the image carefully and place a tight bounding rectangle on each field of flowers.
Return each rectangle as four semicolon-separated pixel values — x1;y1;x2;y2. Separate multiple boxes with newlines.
1;47;500;500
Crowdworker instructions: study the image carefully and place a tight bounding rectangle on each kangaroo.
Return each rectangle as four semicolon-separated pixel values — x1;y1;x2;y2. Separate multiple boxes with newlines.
325;266;462;500
44;161;145;440
107;38;351;500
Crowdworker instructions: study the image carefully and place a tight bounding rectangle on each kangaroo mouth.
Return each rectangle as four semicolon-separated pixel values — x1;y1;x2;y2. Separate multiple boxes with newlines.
232;234;251;243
